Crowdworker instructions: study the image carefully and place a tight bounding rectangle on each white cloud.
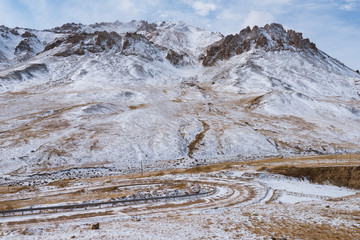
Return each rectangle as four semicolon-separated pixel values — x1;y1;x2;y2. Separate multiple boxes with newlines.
243;11;275;28
254;0;292;5
340;0;357;11
342;4;352;10
191;1;217;16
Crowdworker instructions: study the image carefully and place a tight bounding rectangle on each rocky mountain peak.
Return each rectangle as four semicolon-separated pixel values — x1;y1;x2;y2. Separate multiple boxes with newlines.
51;23;85;33
202;23;318;66
136;20;157;33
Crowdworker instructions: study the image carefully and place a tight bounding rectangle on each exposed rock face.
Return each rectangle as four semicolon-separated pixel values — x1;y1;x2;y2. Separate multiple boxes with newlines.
0;21;219;68
52;23;85;33
15;31;42;59
21;31;36;38
43;29;169;62
136;20;157;33
165;49;189;66
44;31;123;57
202;23;318;66
0;25;19;38
15;39;33;54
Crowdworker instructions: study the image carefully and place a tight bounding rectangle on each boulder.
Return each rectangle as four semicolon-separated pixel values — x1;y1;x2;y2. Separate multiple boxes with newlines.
90;223;100;230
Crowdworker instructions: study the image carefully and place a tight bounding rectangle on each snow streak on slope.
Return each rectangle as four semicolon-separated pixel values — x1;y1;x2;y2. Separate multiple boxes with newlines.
0;21;359;177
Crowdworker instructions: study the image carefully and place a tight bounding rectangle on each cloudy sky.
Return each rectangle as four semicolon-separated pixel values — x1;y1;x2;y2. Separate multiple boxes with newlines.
0;0;359;70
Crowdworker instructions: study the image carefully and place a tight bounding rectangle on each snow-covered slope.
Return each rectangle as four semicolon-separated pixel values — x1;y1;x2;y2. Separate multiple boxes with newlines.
0;21;359;177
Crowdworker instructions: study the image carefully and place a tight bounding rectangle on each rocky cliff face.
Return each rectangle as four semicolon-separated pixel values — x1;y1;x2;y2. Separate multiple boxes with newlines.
44;31;124;57
202;23;318;66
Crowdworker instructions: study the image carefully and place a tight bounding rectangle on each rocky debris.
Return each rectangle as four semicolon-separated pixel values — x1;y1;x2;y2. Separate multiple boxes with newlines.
202;23;318;66
90;223;99;230
356;70;359;74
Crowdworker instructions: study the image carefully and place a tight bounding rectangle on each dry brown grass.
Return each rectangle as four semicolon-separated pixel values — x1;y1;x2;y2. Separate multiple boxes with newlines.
131;199;206;212
45;148;69;159
5;90;31;96
47;179;72;188
0;103;92;147
241;215;360;239
89;139;100;151
128;104;147;110
169;162;235;175
1;180;200;211
0;184;133;211
6;211;114;226
246;94;265;110
269;165;360;189
246;154;360;168
187;120;210;158
121;154;360;179
0;186;34;194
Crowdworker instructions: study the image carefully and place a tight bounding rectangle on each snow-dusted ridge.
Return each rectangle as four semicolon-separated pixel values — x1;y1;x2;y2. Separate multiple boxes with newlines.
0;20;359;177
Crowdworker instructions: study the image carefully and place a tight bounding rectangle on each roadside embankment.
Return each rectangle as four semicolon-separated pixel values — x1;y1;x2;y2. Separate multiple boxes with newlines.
269;165;360;189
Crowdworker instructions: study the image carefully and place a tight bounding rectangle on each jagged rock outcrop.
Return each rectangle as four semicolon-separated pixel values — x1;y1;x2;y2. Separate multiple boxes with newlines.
15;32;41;56
1;21;221;68
15;39;33;54
51;23;85;33
202;23;318;66
136;20;157;33
0;25;19;38
44;31;123;57
165;49;189;66
21;31;36;38
42;29;168;62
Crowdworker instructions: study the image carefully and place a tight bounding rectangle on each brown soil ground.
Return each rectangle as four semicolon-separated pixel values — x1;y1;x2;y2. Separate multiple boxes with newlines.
269;165;360;189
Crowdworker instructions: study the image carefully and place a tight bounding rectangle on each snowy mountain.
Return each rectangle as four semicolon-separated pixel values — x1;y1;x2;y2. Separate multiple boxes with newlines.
0;21;359;178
